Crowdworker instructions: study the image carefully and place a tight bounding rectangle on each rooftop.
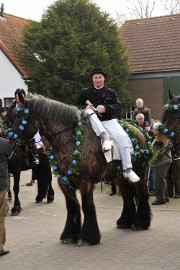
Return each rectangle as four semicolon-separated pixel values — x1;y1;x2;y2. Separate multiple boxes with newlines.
0;13;35;77
120;14;180;73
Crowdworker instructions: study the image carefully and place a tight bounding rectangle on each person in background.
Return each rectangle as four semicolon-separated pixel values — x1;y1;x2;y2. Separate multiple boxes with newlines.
109;180;117;196
150;131;172;205
135;113;154;135
75;67;140;183
133;98;152;126
0;137;14;256
0;107;8;125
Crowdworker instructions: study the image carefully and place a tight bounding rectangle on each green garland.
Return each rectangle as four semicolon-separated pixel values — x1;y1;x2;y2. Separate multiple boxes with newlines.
8;106;29;140
45;121;85;189
164;103;180;112
118;119;154;162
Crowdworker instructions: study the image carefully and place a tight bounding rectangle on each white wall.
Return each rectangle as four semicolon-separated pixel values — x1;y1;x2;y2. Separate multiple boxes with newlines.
0;50;28;107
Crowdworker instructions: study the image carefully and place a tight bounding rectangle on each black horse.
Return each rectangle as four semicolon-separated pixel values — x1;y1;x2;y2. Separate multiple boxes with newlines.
10;93;152;245
1;122;54;216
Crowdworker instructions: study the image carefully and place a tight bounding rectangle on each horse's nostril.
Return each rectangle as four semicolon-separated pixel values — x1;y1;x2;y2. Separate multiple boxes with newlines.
154;141;163;147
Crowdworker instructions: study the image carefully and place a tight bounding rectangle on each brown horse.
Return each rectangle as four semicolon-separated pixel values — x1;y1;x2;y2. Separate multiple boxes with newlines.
10;93;152;245
152;91;180;198
153;91;180;154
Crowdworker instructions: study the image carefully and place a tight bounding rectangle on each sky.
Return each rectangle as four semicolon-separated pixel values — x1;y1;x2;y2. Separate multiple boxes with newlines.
1;0;165;22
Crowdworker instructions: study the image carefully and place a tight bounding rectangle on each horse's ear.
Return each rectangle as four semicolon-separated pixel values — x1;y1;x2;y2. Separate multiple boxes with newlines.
168;90;174;101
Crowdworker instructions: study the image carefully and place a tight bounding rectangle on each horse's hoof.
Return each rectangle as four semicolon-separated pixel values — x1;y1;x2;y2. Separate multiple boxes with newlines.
61;238;75;245
76;239;90;246
11;211;20;216
47;199;54;203
131;225;148;231
36;199;43;203
116;224;131;229
11;206;22;216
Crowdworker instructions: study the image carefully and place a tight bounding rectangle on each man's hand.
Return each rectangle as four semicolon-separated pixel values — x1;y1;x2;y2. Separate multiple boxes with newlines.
97;105;106;113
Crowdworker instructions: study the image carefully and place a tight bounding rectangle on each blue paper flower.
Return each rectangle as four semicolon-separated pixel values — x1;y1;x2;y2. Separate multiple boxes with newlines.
76;141;81;146
16;106;21;112
8;132;13;137
67;170;73;175
73;150;79;155
52;165;57;171
170;132;175;137
173;104;179;110
76;131;82;136
72;160;77;165
77;121;82;126
57;174;61;179
163;129;168;134
63;176;68;182
24;109;29;114
22;120;27;125
50;155;54;160
164;104;169;110
19;125;24;130
13;134;18;139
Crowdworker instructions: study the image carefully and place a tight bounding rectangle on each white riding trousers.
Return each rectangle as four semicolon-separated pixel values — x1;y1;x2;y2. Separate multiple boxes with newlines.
86;109;133;170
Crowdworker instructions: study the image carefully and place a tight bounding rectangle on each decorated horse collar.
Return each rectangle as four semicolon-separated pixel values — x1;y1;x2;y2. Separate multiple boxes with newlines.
164;103;180;112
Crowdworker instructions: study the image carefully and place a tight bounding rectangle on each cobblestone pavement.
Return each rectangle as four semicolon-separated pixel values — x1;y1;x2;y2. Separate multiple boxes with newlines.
0;170;180;270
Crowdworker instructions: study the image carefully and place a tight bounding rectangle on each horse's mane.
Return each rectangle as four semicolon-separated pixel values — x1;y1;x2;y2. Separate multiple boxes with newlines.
27;93;80;127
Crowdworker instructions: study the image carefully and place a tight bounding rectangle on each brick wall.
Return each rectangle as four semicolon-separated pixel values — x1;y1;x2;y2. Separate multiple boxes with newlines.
128;77;164;120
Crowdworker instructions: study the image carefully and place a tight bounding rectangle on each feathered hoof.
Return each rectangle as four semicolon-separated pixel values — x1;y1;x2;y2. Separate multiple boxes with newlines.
76;239;90;246
36;199;43;203
11;206;22;216
47;199;54;203
61;238;76;245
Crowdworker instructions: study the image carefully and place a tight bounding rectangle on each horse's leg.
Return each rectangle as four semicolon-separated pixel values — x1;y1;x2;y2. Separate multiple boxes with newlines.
77;183;101;245
116;178;136;229
47;178;54;203
11;171;22;216
117;171;151;230
60;190;81;244
131;180;152;230
130;163;152;230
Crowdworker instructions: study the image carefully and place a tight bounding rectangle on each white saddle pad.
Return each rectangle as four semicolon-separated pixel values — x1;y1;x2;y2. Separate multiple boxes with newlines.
101;139;121;163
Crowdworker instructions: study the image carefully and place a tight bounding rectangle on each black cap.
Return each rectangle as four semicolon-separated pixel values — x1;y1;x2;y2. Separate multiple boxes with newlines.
14;88;26;97
91;67;106;77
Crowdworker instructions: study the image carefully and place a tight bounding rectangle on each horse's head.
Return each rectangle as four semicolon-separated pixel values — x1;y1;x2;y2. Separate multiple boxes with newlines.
9;101;38;148
153;91;180;153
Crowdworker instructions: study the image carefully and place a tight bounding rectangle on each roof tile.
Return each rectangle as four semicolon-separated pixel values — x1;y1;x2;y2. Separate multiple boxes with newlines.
120;14;180;73
0;13;35;77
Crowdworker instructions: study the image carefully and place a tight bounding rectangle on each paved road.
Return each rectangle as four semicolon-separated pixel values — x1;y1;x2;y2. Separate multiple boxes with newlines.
0;170;180;270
